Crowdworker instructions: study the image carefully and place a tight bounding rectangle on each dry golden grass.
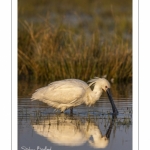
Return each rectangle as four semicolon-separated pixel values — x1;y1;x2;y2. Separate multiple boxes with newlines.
18;20;132;83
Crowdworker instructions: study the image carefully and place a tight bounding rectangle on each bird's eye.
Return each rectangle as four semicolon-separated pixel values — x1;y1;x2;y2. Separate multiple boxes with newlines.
105;86;107;88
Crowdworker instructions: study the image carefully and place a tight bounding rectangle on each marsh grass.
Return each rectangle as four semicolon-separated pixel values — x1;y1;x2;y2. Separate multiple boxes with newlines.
18;20;131;82
18;0;132;83
18;107;132;128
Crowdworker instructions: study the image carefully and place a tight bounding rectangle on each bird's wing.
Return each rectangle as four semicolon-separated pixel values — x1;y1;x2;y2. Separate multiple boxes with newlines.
36;80;86;104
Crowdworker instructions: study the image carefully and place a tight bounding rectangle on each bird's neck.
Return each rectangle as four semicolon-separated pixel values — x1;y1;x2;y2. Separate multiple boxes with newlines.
92;85;103;101
85;85;103;106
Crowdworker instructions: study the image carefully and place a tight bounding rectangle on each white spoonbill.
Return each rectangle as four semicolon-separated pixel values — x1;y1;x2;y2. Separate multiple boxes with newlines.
31;77;118;115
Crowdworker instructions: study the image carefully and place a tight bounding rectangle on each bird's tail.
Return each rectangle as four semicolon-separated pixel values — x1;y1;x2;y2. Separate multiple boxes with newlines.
31;87;46;101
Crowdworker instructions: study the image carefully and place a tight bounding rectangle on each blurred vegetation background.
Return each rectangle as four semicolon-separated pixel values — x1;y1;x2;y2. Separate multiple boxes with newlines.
18;0;132;83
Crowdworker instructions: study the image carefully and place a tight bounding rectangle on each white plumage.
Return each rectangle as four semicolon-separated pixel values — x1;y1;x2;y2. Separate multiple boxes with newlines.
31;77;118;114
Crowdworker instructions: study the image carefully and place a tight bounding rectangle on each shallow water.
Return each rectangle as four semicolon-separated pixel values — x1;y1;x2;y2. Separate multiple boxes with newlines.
18;83;132;150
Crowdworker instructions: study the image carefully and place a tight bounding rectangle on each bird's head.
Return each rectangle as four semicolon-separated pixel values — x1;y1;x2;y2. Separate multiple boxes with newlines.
88;77;118;115
88;78;111;92
96;78;111;92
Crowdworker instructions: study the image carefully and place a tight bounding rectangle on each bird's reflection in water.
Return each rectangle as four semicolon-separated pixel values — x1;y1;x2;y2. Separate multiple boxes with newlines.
32;113;116;149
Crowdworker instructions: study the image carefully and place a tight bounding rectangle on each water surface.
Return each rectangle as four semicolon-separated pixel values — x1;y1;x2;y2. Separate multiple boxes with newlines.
18;83;132;150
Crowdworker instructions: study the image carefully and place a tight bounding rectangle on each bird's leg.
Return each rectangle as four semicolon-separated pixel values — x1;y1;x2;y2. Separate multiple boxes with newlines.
70;107;73;115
